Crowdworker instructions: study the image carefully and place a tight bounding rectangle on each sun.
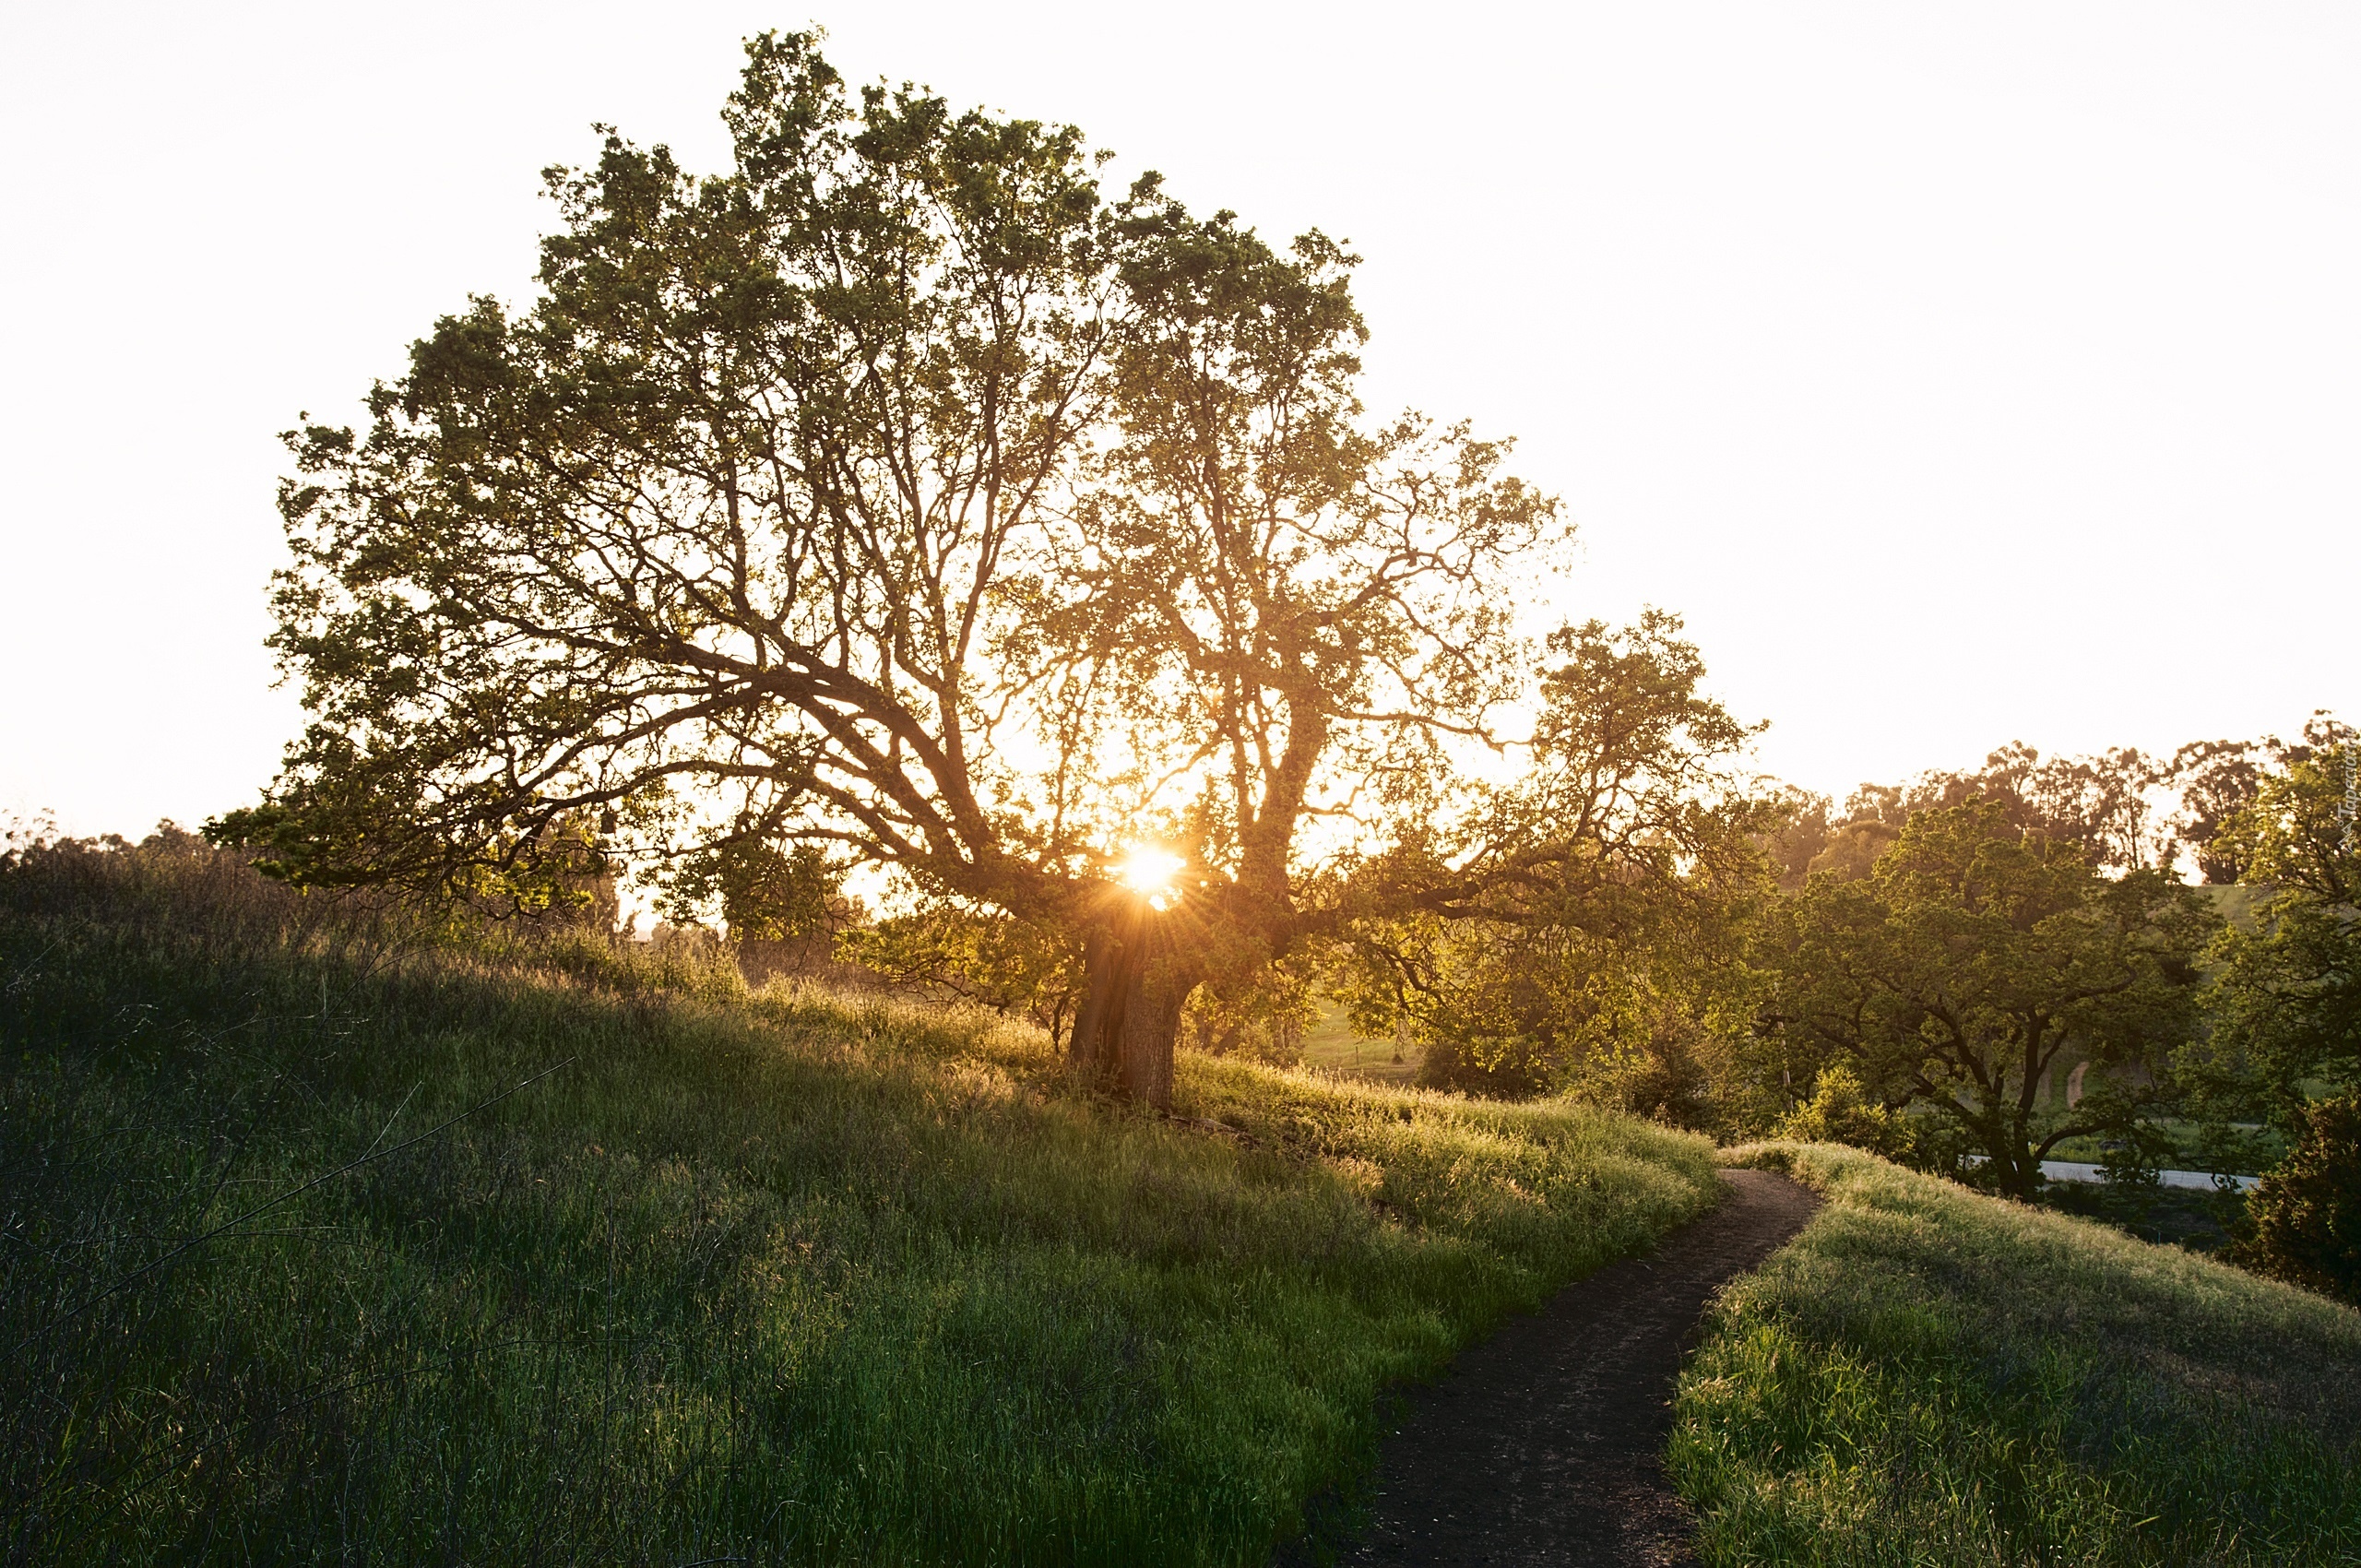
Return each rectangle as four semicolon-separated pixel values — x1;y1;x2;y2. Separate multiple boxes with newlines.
1117;846;1185;905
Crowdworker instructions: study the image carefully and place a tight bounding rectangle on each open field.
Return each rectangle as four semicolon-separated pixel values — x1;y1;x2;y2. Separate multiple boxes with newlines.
0;839;1721;1564
1296;1007;1420;1086
1673;1142;2361;1566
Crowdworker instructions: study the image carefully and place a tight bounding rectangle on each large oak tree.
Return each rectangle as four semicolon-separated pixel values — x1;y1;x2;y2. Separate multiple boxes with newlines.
216;32;1558;1108
1758;802;2216;1194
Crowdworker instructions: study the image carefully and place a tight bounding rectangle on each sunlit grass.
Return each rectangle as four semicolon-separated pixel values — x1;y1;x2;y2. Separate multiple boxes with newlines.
1295;1004;1419;1085
0;839;1720;1564
1672;1141;2361;1566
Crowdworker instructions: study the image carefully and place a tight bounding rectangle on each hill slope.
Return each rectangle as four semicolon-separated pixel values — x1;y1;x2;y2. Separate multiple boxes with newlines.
0;837;1721;1564
1675;1142;2361;1566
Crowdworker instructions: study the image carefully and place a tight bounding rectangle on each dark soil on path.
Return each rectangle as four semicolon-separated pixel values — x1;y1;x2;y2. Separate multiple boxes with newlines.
1290;1169;1819;1568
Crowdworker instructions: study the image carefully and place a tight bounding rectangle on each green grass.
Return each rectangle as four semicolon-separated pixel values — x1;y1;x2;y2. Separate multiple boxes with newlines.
0;838;1721;1564
1295;1005;1419;1085
1673;1142;2361;1566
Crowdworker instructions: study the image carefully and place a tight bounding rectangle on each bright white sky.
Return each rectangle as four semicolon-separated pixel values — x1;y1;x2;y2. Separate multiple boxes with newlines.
3;1;2355;837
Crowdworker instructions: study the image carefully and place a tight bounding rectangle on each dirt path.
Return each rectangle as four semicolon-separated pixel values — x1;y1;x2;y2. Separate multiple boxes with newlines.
1305;1169;1819;1567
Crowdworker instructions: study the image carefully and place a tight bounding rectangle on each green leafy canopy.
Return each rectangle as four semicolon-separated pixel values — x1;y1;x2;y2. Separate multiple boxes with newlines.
210;30;1564;977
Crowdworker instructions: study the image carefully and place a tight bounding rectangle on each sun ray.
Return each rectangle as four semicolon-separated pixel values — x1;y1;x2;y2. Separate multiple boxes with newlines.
1117;846;1185;908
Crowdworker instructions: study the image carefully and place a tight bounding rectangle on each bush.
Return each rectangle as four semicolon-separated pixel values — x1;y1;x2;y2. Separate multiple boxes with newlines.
2235;1092;2361;1305
0;830;1723;1563
1772;1064;1906;1158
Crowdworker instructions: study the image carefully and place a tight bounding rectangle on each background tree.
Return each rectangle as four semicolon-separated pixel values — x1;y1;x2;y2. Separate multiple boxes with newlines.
1758;802;2215;1195
1902;743;2172;873
2187;732;2359;1127
2166;737;2274;884
842;902;1087;1047
1758;789;1836;893
1781;743;2178;885
1336;612;1770;1119
1799;785;1908;882
208;31;1559;1110
661;837;862;984
662;839;846;943
1179;952;1323;1065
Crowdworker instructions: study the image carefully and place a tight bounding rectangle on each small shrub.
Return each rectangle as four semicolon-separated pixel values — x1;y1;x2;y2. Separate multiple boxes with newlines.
2235;1092;2361;1305
1773;1064;1904;1157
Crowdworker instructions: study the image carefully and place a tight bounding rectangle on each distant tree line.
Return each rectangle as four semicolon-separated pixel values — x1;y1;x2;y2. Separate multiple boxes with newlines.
1744;720;2354;1183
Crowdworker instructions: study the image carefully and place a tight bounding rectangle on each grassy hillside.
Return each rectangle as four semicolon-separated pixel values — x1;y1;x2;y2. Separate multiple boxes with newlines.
0;837;1721;1565
1673;1142;2361;1566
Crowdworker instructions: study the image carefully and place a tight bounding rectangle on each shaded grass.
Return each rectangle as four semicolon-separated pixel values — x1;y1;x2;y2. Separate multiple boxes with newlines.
1673;1142;2361;1566
0;839;1721;1565
2035;1179;2247;1256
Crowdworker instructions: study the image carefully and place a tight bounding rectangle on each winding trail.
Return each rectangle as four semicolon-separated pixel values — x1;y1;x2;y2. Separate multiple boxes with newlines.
1312;1169;1820;1567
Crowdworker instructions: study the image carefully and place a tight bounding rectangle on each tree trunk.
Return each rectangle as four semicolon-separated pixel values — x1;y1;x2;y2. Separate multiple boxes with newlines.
1980;1115;2040;1197
1067;896;1194;1111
